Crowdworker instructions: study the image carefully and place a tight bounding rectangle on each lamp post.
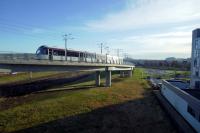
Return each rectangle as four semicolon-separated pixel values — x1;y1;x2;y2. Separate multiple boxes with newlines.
104;46;110;55
97;43;104;54
113;48;123;57
63;34;73;61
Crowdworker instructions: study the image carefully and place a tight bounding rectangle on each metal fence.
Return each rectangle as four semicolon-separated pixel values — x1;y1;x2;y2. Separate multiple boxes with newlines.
0;53;37;60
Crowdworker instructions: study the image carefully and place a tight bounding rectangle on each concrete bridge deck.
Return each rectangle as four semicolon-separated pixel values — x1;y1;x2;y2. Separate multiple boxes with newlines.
0;53;134;87
0;58;133;67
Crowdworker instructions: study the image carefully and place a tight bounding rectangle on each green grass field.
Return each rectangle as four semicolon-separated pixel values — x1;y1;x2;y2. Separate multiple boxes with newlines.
0;68;177;133
0;71;90;85
144;68;190;80
0;72;60;85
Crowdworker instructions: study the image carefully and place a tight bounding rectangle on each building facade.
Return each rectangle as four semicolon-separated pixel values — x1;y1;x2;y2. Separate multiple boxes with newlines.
161;80;200;133
160;29;200;132
191;29;200;89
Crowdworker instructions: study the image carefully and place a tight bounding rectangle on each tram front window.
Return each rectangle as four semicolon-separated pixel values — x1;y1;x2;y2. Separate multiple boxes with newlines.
36;48;48;55
36;49;41;54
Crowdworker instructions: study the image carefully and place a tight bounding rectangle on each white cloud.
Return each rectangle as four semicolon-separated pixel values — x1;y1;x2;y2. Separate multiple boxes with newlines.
31;28;46;34
86;0;200;31
107;31;191;59
173;24;200;31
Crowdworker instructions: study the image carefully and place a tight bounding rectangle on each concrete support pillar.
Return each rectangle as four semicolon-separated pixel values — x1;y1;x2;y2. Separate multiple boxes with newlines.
105;67;112;87
95;71;101;86
78;52;80;62
128;70;133;77
29;71;33;80
120;71;125;78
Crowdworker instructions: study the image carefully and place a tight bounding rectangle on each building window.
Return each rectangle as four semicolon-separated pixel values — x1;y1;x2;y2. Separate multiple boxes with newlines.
194;59;197;67
195;81;200;89
195;39;200;50
195;71;199;76
196;50;198;57
199;115;200;122
187;106;195;117
194;50;197;57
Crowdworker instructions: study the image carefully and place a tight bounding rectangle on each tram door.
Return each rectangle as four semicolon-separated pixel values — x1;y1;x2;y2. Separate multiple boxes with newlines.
79;53;84;62
49;49;53;60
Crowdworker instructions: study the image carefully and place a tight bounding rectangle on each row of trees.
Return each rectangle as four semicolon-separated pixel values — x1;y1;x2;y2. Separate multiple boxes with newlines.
128;59;191;70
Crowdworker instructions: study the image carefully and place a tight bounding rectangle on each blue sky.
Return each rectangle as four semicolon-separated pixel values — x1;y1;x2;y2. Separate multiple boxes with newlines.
0;0;200;59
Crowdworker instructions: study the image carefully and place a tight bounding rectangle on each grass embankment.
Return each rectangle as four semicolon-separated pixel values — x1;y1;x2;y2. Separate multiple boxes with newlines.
0;72;90;85
0;68;176;133
0;72;60;85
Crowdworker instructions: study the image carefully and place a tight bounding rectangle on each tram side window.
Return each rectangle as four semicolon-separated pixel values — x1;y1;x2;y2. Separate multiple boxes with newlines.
53;51;58;56
58;51;65;56
43;49;48;55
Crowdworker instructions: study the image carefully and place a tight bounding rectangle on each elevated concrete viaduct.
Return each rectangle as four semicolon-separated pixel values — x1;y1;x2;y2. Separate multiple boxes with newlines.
0;58;134;87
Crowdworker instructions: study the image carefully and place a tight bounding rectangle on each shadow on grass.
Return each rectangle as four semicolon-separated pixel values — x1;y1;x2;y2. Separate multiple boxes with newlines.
0;74;129;111
112;77;124;83
11;92;177;133
0;74;94;97
0;71;128;97
38;75;127;94
35;85;95;94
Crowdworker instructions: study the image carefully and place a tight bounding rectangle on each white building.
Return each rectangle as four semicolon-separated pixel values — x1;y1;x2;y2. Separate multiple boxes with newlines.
161;80;200;133
160;29;200;133
191;28;200;89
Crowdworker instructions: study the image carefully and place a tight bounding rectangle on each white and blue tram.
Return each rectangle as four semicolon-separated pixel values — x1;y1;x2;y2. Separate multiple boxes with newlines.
36;45;123;64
